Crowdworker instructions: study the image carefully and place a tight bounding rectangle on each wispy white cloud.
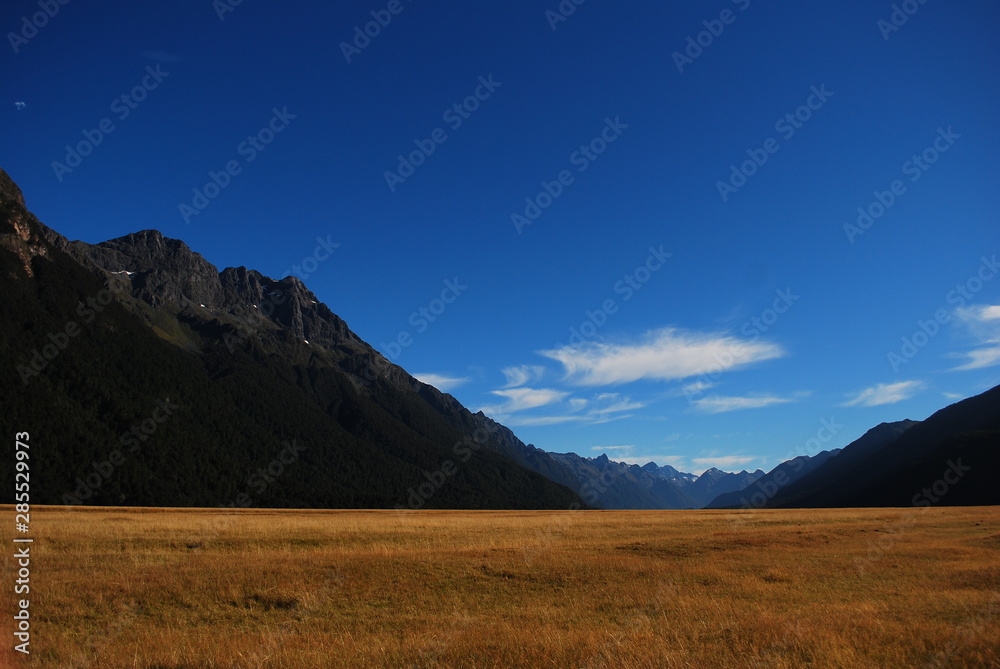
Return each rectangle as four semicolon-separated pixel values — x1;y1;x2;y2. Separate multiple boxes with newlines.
692;394;799;414
951;305;1000;371
591;445;635;452
692;455;759;471
502;415;585;427
843;380;924;407
677;380;714;397
480;384;646;426
478;387;569;416
413;373;470;392
501;364;546;388
540;327;785;386
590;393;646;415
953;347;1000;371
973;305;1000;320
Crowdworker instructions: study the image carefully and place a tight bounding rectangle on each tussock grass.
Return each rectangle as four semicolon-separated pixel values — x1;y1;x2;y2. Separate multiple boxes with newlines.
1;506;997;668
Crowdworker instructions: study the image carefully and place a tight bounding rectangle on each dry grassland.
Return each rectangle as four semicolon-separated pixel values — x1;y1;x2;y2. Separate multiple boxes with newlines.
1;505;997;668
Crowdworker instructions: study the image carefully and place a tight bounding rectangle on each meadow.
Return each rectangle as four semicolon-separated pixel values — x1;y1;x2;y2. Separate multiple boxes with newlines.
1;505;997;668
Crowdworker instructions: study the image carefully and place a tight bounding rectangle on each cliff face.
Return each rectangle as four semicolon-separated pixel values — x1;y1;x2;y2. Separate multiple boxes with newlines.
41;226;360;351
0;169;51;277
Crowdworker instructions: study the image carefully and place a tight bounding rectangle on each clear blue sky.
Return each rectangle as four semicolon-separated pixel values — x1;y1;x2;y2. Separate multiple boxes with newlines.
4;0;998;474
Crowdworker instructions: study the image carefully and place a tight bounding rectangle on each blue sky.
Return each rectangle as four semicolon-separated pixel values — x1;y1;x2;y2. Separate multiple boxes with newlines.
3;0;998;474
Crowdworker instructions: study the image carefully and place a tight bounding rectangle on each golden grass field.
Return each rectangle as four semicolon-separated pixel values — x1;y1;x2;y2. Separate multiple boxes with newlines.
1;505;997;668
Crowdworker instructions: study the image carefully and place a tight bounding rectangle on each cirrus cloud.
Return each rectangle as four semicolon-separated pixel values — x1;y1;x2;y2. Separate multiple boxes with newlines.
478;387;570;416
692;455;760;471
502;364;546;388
950;305;1000;371
413;373;470;392
843;380;925;407
692;394;799;414
539;327;785;386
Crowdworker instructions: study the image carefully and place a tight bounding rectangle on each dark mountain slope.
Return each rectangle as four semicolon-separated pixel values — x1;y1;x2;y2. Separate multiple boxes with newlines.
0;167;583;510
768;391;999;508
685;467;765;508
707;420;916;509
705;448;842;509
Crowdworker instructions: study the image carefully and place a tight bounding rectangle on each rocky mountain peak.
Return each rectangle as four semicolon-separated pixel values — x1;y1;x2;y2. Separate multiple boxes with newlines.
0;168;26;209
0;168;51;277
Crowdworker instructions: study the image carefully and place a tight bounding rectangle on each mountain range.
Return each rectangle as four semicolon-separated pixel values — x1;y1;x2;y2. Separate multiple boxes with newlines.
2;166;996;510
